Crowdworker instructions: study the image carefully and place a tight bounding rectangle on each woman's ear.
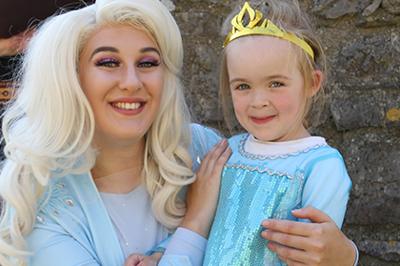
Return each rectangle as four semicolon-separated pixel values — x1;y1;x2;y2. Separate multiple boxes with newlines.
308;70;323;97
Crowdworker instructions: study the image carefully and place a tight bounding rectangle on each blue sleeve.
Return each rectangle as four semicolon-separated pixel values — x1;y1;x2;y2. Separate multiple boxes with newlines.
301;152;352;228
27;226;100;266
189;123;223;172
156;124;221;265
159;227;207;266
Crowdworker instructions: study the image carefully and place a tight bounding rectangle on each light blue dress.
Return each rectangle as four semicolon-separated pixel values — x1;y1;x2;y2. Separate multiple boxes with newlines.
203;134;352;266
26;124;221;266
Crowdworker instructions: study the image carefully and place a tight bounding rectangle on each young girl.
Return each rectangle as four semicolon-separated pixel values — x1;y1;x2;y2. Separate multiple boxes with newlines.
203;1;352;265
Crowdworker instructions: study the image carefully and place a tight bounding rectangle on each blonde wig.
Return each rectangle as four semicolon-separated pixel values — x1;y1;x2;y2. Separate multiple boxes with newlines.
0;0;193;265
220;0;327;132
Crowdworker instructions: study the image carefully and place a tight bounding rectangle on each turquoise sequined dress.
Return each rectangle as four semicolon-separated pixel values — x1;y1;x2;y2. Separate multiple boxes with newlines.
203;134;352;266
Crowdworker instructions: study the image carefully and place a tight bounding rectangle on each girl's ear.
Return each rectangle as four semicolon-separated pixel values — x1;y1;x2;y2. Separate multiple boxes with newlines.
308;70;323;97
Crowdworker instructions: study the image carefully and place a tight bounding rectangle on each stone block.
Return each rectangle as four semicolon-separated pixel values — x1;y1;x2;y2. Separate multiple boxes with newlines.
330;89;399;130
312;0;371;19
340;130;400;224
332;33;400;91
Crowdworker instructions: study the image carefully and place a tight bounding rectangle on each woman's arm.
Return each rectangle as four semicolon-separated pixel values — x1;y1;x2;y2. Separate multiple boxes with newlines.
181;138;231;238
260;150;356;266
261;207;357;266
27;227;100;266
125;138;231;266
158;139;231;266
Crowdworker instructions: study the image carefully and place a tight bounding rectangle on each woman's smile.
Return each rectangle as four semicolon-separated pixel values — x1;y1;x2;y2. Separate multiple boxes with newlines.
110;98;147;115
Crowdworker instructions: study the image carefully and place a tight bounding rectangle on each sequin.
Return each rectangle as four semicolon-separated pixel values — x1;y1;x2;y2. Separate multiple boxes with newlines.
204;166;302;266
203;134;316;266
36;215;45;223
196;156;202;164
65;199;74;207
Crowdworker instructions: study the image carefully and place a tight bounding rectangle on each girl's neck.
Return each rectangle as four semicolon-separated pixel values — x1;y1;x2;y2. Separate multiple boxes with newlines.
91;138;145;194
253;124;310;143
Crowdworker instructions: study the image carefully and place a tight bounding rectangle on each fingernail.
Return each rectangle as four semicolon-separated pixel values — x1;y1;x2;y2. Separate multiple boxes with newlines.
291;209;301;214
262;220;270;227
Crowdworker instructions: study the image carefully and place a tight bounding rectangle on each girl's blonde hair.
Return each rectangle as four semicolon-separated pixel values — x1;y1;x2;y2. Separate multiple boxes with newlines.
0;0;193;265
220;0;327;132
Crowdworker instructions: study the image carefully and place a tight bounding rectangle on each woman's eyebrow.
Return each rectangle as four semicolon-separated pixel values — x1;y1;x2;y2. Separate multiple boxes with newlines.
90;46;119;60
140;47;160;55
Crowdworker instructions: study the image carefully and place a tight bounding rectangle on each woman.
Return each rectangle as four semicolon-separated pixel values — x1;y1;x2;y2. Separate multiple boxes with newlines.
0;0;357;265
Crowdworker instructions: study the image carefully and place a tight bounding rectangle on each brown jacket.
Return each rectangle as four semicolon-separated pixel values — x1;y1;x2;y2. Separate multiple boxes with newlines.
0;0;93;38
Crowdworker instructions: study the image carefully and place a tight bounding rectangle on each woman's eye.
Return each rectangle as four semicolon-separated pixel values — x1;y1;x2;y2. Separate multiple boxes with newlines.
138;60;160;68
236;84;250;91
271;81;284;88
95;58;120;68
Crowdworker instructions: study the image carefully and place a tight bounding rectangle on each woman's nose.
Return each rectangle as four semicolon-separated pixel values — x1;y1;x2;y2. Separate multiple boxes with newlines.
119;66;142;91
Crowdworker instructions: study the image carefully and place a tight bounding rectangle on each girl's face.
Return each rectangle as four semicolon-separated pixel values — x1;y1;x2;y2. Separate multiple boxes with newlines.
226;36;311;142
79;25;164;148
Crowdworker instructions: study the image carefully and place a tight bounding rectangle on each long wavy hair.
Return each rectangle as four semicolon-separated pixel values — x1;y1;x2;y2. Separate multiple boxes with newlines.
0;0;193;265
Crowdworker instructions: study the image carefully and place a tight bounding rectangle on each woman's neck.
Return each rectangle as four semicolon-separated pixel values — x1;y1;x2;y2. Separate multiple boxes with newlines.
91;139;146;193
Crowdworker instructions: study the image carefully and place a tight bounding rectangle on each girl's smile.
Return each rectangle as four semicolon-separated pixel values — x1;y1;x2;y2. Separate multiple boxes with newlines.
249;115;276;125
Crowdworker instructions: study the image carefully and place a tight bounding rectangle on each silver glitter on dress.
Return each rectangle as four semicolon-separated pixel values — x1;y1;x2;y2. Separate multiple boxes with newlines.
36;215;45;223
65;199;74;207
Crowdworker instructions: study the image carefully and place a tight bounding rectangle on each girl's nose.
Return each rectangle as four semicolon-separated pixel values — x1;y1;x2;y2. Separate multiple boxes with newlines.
251;90;270;108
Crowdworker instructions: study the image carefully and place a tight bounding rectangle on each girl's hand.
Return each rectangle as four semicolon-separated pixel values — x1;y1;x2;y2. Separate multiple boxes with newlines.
181;139;231;238
261;206;356;266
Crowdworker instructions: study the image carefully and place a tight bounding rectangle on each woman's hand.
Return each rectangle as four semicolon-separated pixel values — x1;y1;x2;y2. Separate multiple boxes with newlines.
124;252;161;266
180;139;231;238
261;206;356;266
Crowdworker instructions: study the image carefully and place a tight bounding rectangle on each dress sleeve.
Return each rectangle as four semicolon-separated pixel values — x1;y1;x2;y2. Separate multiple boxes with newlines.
156;124;221;265
159;227;207;266
27;225;100;266
189;123;223;172
301;152;352;228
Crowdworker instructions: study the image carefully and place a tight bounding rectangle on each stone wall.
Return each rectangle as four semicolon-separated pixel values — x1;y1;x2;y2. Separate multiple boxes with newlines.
165;0;400;265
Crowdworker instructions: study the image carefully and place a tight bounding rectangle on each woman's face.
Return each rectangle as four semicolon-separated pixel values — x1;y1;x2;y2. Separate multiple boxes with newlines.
79;25;164;147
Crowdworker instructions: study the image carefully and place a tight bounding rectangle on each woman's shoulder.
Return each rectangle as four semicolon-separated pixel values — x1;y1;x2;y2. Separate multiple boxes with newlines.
188;123;223;170
190;123;222;139
35;173;91;227
27;173;124;265
27;173;95;261
189;123;222;152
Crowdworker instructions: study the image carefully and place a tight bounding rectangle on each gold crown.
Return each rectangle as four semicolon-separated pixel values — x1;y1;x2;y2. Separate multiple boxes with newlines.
224;2;314;60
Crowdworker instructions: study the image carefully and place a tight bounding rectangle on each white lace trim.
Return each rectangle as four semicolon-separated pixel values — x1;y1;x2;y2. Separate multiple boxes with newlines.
240;134;327;160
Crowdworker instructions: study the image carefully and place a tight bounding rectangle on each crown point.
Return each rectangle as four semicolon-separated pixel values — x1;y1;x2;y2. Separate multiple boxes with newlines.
223;1;315;59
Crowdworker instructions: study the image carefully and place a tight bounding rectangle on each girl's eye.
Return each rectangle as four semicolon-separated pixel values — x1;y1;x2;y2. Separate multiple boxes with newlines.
138;59;160;68
95;58;120;68
271;81;284;88
236;84;250;91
